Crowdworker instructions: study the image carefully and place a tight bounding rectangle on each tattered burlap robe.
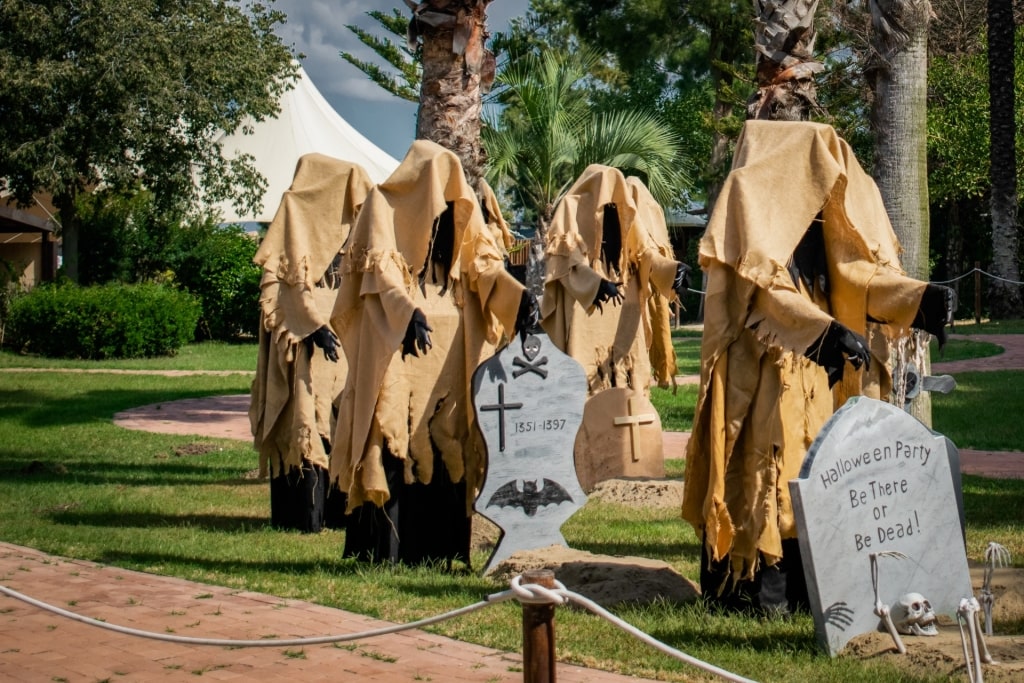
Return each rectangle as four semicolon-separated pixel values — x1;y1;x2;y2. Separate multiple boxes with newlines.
329;140;523;513
540;165;680;395
249;154;373;478
681;120;930;580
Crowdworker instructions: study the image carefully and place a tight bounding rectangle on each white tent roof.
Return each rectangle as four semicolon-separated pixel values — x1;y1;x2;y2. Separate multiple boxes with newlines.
212;65;400;224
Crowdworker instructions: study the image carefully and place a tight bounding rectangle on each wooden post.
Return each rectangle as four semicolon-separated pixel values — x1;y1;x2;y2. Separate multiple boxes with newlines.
522;568;557;683
975;261;982;325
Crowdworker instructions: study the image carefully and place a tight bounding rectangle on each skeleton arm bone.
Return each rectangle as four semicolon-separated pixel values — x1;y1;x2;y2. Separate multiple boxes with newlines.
982;542;1012;636
871;552;907;654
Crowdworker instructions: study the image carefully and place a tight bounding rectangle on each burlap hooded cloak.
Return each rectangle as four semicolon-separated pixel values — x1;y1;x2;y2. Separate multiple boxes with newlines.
540;165;680;395
681;121;930;580
329;140;524;515
249;154;373;480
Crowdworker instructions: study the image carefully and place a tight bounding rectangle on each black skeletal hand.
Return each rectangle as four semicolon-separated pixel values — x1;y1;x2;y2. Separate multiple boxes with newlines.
593;278;624;313
806;321;871;387
913;284;956;349
672;262;692;298
308;325;340;363
401;308;433;359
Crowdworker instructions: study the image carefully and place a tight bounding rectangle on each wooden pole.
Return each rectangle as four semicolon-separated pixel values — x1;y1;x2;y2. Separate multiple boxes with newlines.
975;261;982;325
522;568;557;683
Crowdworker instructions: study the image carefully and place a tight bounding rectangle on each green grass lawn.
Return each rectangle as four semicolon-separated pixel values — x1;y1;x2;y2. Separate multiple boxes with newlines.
0;336;1022;682
0;340;258;371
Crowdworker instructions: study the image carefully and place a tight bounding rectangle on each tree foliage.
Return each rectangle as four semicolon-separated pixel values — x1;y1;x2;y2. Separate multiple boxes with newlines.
483;48;692;231
341;9;421;103
0;0;295;282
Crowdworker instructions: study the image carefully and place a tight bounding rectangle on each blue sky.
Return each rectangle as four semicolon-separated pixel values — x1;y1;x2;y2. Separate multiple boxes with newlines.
271;1;529;160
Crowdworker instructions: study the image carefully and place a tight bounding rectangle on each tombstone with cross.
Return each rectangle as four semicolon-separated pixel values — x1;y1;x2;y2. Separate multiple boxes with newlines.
573;387;665;492
472;332;589;572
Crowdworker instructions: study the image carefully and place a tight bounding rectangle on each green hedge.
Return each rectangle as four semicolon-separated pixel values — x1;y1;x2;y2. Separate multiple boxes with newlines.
7;282;200;359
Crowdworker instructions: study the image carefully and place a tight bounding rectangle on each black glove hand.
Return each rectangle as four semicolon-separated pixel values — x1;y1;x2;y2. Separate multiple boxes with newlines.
672;262;691;298
516;289;540;340
805;321;871;388
401;308;432;359
593;279;624;313
308;325;340;363
912;284;956;348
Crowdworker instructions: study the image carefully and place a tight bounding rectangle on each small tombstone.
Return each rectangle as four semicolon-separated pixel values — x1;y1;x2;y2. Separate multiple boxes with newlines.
573;388;665;492
790;396;972;656
472;332;589;572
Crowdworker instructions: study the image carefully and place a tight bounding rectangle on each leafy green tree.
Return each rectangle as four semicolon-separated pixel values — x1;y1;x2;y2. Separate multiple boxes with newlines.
76;189;177;286
166;219;260;341
0;0;295;283
539;0;752;204
483;48;691;290
927;23;1024;314
341;9;420;102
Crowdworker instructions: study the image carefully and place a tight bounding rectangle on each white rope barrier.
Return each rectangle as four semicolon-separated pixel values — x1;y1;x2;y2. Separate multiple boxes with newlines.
0;582;514;648
684;268;1024;297
1;576;757;682
931;267;1024;286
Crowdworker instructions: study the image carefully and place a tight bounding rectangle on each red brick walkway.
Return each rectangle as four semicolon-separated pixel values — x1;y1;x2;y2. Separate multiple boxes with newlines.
0;543;654;682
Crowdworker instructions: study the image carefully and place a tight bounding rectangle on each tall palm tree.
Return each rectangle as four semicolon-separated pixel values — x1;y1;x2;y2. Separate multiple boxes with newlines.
406;0;496;193
867;0;934;424
867;0;933;282
986;0;1022;318
748;0;825;121
483;49;690;291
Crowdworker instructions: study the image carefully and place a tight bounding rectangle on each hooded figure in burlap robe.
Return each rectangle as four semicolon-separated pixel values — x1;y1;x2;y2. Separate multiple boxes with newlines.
330;140;533;566
540;165;688;395
680;121;954;613
249;153;373;532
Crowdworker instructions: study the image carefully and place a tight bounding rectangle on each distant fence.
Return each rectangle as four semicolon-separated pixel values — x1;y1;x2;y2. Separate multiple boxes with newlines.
932;264;1024;325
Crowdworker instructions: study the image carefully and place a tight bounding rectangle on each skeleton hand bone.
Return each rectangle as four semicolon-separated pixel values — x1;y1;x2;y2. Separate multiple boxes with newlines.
871;551;908;654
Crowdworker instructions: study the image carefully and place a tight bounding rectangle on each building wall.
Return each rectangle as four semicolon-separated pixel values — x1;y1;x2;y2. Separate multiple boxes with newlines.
0;243;42;287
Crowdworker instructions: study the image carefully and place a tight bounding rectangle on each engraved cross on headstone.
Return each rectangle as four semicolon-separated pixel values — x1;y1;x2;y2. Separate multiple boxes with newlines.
613;395;657;462
478;383;522;452
473;331;588;572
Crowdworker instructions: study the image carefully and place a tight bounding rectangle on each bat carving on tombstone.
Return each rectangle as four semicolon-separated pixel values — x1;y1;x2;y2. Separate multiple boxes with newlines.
487;479;573;517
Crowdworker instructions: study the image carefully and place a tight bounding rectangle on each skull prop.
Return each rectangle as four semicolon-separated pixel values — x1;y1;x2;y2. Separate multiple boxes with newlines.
892;593;938;636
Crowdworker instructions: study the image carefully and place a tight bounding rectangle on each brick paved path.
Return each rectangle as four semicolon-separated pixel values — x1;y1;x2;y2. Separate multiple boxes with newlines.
0;543;658;682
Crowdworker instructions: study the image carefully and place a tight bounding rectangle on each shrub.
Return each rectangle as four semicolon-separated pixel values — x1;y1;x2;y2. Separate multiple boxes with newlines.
167;218;260;341
7;282;200;359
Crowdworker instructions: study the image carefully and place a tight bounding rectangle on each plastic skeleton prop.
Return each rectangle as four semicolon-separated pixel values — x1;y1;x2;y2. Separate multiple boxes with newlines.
957;597;994;683
872;551;908;653
980;541;1012;636
870;551;941;653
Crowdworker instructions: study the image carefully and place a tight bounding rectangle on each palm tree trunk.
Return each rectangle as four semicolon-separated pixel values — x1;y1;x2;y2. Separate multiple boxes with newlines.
748;0;824;121
414;1;490;193
869;0;933;424
869;0;932;281
986;0;1022;318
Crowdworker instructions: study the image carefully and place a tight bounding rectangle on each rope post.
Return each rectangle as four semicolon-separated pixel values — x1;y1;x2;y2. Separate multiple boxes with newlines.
522;569;557;683
974;262;982;325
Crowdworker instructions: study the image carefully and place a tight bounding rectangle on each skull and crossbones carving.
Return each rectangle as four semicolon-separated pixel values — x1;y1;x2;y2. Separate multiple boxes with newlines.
513;334;549;379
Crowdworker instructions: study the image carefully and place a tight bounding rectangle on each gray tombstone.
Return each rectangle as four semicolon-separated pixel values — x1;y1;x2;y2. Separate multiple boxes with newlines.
472;332;588;573
790;396;972;656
